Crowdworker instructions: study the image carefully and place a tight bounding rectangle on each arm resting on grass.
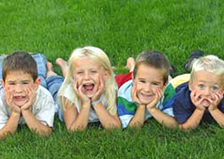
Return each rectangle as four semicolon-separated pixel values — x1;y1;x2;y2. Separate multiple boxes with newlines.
0;111;20;139
129;105;146;128
62;97;90;132
179;109;204;131
22;110;52;136
92;103;121;129
148;108;177;128
209;108;224;128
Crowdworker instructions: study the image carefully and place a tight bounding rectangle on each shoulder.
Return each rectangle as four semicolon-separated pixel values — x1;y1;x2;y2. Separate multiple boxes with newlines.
118;80;133;102
173;82;194;109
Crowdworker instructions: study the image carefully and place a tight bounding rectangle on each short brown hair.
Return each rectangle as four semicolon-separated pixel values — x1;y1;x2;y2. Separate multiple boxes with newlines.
2;51;38;81
133;50;170;84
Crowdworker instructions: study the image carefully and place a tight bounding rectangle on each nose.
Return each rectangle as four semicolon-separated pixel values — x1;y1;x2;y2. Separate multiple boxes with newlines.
203;87;211;96
84;71;90;80
144;83;152;92
14;84;23;92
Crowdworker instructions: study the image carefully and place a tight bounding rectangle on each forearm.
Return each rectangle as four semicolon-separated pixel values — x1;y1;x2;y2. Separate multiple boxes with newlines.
179;109;204;131
129;105;146;128
22;110;51;136
148;108;177;128
209;108;224;128
0;112;20;139
93;103;121;129
68;106;90;131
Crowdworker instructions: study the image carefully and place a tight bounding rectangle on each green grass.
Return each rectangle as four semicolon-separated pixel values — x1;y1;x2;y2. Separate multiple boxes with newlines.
1;0;224;158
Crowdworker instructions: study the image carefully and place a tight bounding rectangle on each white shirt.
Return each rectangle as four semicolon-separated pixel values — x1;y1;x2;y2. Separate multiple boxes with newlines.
0;85;55;129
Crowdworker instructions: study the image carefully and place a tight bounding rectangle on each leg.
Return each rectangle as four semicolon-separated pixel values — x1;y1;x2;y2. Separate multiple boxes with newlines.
56;58;68;78
46;62;64;113
31;53;47;88
125;57;135;72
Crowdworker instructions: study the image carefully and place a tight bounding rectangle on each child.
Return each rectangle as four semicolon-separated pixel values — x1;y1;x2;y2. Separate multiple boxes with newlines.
0;51;55;138
173;55;224;130
117;50;177;128
49;46;121;131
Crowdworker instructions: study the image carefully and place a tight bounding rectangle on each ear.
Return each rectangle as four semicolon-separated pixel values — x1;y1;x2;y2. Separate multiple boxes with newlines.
1;79;5;88
188;81;193;91
162;82;168;91
34;78;41;90
103;70;110;81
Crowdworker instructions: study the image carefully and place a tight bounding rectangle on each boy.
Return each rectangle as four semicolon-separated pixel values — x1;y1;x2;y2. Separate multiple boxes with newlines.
117;50;177;128
0;51;55;138
173;55;224;130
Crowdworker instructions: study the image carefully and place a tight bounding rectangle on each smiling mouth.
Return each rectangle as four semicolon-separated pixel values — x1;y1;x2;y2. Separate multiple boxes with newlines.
13;96;26;101
83;84;95;92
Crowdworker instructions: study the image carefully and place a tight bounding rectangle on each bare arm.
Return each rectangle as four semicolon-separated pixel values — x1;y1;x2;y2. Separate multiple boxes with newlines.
147;107;177;128
209;108;224;127
92;103;121;129
179;109;204;130
62;97;91;132
0;111;20;139
129;105;146;128
22;110;52;136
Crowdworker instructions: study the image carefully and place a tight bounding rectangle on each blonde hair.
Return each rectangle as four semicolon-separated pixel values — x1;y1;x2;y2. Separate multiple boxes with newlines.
190;55;224;83
58;46;117;115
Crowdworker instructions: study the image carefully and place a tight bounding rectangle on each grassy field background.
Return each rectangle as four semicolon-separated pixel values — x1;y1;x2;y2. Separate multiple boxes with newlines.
0;0;224;158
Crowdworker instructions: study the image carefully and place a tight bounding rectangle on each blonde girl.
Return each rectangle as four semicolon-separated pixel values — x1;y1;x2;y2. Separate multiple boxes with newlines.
57;46;121;131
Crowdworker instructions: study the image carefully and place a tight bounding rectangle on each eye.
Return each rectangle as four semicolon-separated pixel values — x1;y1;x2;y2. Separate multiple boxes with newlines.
76;71;84;75
198;84;205;90
139;80;146;83
211;85;219;91
8;82;15;85
90;70;97;74
22;81;29;85
152;82;160;86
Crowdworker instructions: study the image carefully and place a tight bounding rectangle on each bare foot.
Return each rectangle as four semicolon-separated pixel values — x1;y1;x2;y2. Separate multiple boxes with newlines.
46;62;57;78
125;57;135;72
56;58;68;77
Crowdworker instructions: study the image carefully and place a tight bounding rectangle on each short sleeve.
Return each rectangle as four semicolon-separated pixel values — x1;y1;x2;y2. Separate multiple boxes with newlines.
173;95;193;124
0;101;9;129
117;97;137;128
34;87;55;127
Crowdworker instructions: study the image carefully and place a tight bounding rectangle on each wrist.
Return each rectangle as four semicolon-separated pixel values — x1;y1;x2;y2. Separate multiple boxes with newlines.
147;107;157;113
92;97;102;107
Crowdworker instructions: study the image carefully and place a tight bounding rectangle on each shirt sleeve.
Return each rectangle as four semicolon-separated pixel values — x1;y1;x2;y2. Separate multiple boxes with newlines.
0;101;9;129
34;90;55;127
117;97;137;128
173;96;193;124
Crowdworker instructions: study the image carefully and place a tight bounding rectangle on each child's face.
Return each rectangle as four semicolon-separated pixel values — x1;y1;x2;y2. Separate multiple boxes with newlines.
133;64;166;104
189;70;224;107
1;70;40;107
72;57;109;98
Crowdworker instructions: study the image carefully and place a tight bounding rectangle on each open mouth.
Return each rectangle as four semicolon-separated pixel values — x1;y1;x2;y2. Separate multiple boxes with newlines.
83;83;95;92
13;96;26;101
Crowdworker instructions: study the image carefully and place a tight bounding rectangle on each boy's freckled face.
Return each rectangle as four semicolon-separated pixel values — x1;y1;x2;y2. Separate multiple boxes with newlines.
189;70;224;107
133;64;165;104
2;71;37;107
73;57;107;98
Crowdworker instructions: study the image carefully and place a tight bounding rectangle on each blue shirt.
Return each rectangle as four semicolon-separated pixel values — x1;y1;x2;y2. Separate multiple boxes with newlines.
173;82;224;124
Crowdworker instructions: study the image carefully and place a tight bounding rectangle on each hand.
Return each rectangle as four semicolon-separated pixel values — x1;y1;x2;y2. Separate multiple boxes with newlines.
91;77;104;102
146;88;163;110
21;86;36;111
131;84;141;105
4;87;21;114
190;90;205;111
73;81;91;106
208;91;223;111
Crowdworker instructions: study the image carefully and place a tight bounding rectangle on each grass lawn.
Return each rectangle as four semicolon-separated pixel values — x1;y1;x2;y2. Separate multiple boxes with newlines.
0;0;224;158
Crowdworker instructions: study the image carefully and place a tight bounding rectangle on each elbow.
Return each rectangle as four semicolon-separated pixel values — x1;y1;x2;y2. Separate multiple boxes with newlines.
104;120;122;130
39;127;52;137
67;124;87;132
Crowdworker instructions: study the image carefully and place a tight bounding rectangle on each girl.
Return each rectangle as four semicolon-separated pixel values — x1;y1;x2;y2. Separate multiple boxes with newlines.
57;46;121;131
